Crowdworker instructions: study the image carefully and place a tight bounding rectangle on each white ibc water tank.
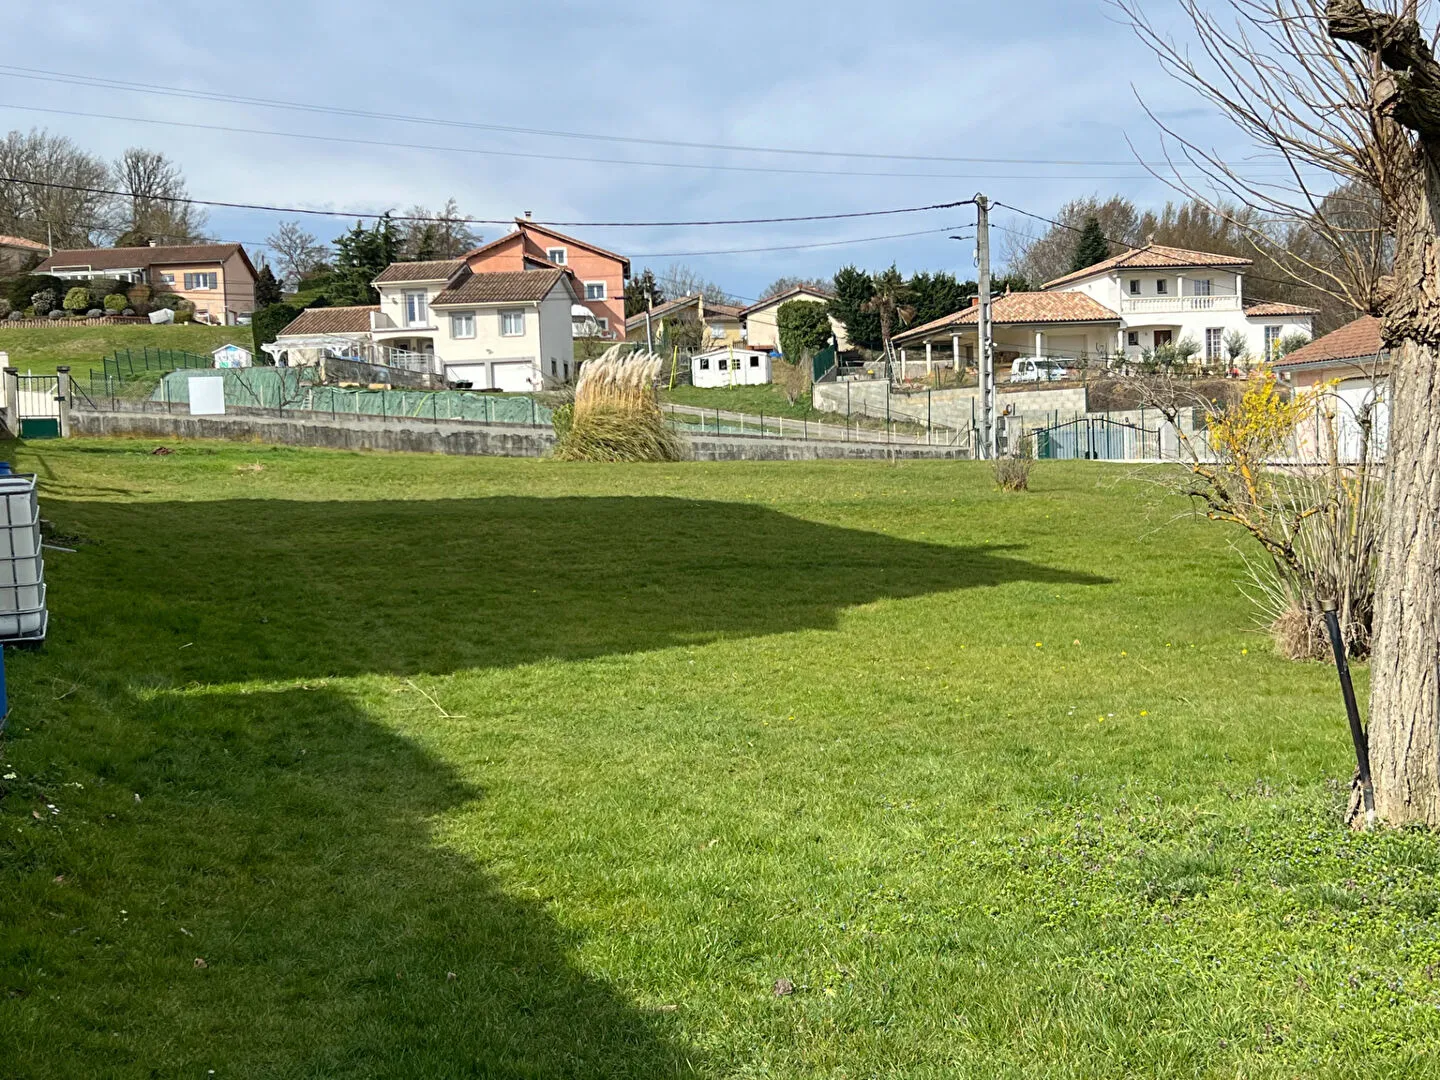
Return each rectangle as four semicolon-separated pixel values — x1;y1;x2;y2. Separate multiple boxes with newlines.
0;472;46;642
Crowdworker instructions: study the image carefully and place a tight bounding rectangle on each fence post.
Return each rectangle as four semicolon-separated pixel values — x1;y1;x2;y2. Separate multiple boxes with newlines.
1;368;17;437
55;367;71;438
531;397;536;426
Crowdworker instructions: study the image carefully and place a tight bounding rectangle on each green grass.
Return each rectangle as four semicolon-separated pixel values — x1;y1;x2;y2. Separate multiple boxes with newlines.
0;323;249;376
2;441;1439;1078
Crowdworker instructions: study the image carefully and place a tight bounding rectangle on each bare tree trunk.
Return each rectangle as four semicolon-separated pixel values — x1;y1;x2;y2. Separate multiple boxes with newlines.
1325;0;1440;826
1366;175;1440;824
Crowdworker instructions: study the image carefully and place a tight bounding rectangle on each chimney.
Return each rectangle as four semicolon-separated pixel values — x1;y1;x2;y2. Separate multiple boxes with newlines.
970;296;979;308
523;210;533;220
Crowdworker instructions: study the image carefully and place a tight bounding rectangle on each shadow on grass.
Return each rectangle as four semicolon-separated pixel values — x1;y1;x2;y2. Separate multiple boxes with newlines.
46;495;1109;680
1;682;701;1077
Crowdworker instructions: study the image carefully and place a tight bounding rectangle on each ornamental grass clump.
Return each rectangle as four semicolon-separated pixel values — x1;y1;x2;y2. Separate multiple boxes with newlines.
554;346;685;462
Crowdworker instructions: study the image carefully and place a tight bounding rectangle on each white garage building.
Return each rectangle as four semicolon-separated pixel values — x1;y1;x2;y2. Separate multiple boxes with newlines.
691;346;772;388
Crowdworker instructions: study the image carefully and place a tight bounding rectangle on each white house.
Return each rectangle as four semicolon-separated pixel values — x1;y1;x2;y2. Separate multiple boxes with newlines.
892;244;1315;373
271;262;580;391
692;346;771;388
370;262;579;391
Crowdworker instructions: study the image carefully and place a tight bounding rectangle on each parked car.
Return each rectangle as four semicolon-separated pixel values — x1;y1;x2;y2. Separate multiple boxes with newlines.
1010;358;1070;383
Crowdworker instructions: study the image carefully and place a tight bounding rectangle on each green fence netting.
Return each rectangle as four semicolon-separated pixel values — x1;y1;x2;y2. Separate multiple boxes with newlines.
151;368;554;425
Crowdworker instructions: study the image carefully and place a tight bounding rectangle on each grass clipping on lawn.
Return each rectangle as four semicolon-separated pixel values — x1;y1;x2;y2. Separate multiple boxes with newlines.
554;347;685;462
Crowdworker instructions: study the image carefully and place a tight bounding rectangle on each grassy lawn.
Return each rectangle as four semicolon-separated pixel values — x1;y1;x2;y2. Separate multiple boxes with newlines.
3;442;1439;1077
0;324;249;376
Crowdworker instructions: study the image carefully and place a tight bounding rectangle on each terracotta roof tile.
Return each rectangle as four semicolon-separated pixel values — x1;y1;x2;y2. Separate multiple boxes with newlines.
1275;315;1384;368
1042;244;1253;289
278;305;378;336
893;292;1120;343
1243;301;1319;317
36;243;248;272
0;234;47;251
373;260;466;284
432;268;569;305
738;286;834;316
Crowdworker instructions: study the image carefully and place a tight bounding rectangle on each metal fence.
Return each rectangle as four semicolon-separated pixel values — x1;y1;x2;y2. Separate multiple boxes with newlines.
1030;416;1162;461
100;347;213;380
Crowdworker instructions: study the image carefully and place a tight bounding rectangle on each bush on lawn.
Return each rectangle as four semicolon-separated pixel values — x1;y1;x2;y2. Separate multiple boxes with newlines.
29;288;56;315
0;299;9;318
63;286;91;313
47;309;64;320
126;282;153;314
554;347;684;462
103;293;127;314
5;273;65;312
993;445;1034;492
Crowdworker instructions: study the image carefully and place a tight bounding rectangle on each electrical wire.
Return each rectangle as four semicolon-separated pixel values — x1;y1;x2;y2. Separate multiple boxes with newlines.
630;227;972;259
0;64;1302;171
0;173;976;229
0;101;1220;183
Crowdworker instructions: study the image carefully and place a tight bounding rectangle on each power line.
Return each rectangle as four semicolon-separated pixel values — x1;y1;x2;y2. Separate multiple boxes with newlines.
0;173;976;229
0;65;1303;171
0;101;1230;183
631;226;973;259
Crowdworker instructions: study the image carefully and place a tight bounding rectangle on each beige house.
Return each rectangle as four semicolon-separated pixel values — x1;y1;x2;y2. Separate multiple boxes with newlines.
739;286;849;353
35;242;258;325
625;294;745;347
0;234;47;276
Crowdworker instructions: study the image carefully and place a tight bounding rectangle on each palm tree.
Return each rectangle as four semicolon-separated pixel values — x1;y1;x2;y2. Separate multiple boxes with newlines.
861;265;916;365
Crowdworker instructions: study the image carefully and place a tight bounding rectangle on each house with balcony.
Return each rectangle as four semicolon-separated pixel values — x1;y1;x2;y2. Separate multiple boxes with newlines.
891;244;1315;374
273;261;580;391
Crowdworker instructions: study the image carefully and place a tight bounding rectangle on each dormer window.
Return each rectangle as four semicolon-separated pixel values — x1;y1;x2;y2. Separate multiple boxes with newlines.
1155;279;1168;295
1128;279;1140;295
547;248;567;266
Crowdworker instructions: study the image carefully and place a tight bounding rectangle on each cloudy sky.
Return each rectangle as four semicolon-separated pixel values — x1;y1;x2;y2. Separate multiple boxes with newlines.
5;0;1273;300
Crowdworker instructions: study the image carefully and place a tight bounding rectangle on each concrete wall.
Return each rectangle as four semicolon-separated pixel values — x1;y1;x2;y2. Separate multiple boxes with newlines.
813;379;1088;429
71;406;967;462
72;408;554;458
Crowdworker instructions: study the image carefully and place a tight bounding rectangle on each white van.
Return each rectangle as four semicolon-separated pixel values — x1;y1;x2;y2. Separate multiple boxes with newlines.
1010;358;1070;383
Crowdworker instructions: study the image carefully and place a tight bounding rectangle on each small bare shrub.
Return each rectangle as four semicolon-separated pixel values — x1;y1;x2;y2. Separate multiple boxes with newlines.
993;450;1033;492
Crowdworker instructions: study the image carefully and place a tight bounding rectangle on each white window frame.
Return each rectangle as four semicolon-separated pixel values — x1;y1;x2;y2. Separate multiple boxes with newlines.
450;311;475;339
698;357;710;370
584;281;606;301
500;309;525;337
1205;327;1223;361
547;247;567;266
1128;279;1141;295
595;316;609;333
404;290;429;327
1264;324;1282;358
1127;331;1140;347
184;271;218;291
1155;279;1168;295
1195;278;1213;297
159;272;176;287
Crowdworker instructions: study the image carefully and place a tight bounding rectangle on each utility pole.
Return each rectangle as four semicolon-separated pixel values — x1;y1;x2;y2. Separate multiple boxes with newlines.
975;193;995;459
644;289;654;353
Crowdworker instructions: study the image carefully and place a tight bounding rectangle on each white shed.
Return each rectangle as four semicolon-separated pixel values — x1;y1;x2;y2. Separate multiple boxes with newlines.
692;346;771;388
212;343;253;368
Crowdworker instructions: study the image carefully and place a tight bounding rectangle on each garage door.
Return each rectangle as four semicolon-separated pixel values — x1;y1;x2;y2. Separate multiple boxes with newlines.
490;361;535;392
444;363;489;388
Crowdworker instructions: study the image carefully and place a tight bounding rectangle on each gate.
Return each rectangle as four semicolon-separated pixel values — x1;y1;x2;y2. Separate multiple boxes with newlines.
1032;417;1159;461
16;375;61;439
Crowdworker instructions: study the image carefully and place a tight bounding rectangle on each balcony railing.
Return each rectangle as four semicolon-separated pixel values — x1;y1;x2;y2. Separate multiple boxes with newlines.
1120;295;1241;314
